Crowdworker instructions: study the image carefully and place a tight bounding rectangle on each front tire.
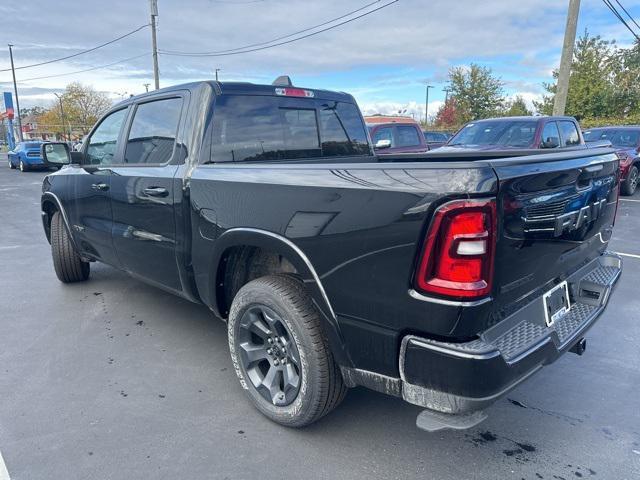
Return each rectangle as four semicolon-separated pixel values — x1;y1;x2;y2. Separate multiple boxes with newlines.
622;165;638;196
8;158;16;169
228;275;346;427
51;211;90;283
19;159;27;172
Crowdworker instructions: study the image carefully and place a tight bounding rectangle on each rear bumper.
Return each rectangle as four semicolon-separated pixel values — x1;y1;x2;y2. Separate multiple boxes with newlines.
399;251;622;414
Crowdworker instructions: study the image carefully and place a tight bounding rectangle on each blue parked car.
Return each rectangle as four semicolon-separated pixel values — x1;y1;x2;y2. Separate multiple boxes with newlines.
8;141;45;171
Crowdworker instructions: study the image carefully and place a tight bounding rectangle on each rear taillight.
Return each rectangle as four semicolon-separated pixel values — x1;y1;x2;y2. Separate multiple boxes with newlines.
415;199;497;299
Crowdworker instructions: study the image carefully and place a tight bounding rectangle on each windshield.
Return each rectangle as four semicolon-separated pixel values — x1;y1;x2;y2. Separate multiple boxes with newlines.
449;120;538;147
583;128;639;148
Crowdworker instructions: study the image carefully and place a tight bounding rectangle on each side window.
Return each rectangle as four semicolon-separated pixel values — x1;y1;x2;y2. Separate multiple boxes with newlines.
86;109;128;165
373;127;394;147
558;121;580;147
541;122;560;147
318;102;370;156
124;98;182;165
396;126;421;147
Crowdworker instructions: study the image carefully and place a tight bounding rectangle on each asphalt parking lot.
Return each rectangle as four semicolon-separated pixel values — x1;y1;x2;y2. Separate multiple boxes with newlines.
0;155;639;480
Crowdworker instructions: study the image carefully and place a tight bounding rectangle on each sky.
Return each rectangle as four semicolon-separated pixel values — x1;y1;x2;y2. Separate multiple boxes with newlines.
1;0;640;120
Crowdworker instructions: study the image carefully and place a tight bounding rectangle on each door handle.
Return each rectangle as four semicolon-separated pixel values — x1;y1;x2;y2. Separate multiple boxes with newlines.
91;183;109;191
143;186;169;197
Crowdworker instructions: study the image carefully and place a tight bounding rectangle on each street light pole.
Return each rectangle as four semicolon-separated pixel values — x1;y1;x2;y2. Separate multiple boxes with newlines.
215;68;220;81
425;84;434;125
143;83;150;92
553;0;581;116
149;0;160;90
8;44;23;142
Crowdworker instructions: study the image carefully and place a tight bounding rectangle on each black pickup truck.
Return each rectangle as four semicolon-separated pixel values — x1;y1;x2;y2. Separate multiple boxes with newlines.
39;79;622;431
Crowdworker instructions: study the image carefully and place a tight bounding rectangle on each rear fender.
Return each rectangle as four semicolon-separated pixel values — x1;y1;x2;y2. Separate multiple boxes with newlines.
209;227;353;368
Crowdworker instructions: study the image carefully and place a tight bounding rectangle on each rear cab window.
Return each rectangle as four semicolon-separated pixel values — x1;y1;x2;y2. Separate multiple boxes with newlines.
209;94;369;163
396;126;422;147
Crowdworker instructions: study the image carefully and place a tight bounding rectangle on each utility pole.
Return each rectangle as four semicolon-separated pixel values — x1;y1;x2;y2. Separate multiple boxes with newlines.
443;88;451;103
215;68;220;81
425;84;434;125
8;44;23;142
149;0;160;90
553;0;581;116
143;83;150;92
53;93;71;141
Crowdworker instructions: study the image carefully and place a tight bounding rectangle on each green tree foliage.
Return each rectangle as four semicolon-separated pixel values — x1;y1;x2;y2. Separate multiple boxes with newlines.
535;31;640;124
447;64;505;122
502;95;532;117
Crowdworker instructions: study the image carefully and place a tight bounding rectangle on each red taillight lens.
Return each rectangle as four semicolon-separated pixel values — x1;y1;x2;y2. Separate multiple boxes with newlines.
415;199;497;299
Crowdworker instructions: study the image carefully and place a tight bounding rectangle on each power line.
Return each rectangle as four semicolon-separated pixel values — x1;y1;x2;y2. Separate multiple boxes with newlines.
602;0;640;41
162;0;385;56
613;0;640;34
159;0;399;58
18;53;149;82
0;24;149;73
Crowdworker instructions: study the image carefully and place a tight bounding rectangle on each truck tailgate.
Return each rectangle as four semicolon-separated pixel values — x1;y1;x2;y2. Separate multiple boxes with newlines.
489;150;619;312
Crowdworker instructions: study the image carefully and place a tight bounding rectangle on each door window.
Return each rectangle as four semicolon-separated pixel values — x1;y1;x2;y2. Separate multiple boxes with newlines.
86;108;128;165
372;127;394;147
541;122;560;147
318;102;370;156
396;126;421;147
124;98;183;165
558;121;580;147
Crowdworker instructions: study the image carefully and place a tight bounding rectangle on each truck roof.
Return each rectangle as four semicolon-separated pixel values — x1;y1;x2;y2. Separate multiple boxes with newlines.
115;80;355;106
468;116;577;123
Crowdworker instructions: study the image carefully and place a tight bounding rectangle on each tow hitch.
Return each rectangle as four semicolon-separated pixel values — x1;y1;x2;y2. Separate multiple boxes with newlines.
569;338;587;356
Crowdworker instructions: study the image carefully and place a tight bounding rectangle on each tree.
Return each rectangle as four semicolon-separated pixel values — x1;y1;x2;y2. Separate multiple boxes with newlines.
502;95;532;117
447;63;504;122
37;83;112;138
535;32;617;119
434;98;462;129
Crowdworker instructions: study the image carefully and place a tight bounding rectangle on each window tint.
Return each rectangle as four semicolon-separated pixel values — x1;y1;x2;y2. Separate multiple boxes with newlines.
582;129;606;142
541;122;560;146
372;127;394;147
210;95;368;162
318;102;369;156
86;108;128;165
610;130;640;147
450;120;537;147
211;96;321;162
124;98;182;165
558;121;580;147
396;126;421;147
425;132;447;143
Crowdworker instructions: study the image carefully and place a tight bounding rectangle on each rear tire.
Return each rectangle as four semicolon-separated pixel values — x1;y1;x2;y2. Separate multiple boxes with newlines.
8;158;16;169
51;211;90;283
19;160;27;172
228;274;346;427
622;165;638;196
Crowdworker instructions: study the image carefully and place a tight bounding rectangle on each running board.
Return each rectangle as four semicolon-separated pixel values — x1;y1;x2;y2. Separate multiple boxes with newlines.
416;409;488;432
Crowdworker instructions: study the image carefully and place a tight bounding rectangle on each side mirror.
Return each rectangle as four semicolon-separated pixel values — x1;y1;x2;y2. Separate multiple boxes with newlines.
374;139;392;150
41;142;72;167
542;136;559;149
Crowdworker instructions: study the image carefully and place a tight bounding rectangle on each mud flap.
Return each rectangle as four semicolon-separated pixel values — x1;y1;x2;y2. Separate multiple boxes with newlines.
416;409;488;432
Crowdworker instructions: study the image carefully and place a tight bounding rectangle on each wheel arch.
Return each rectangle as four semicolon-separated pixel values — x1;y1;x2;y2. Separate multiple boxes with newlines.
41;192;76;249
209;228;352;368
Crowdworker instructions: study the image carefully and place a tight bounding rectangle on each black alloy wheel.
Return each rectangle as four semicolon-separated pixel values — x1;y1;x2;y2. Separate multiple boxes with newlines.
236;305;302;406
